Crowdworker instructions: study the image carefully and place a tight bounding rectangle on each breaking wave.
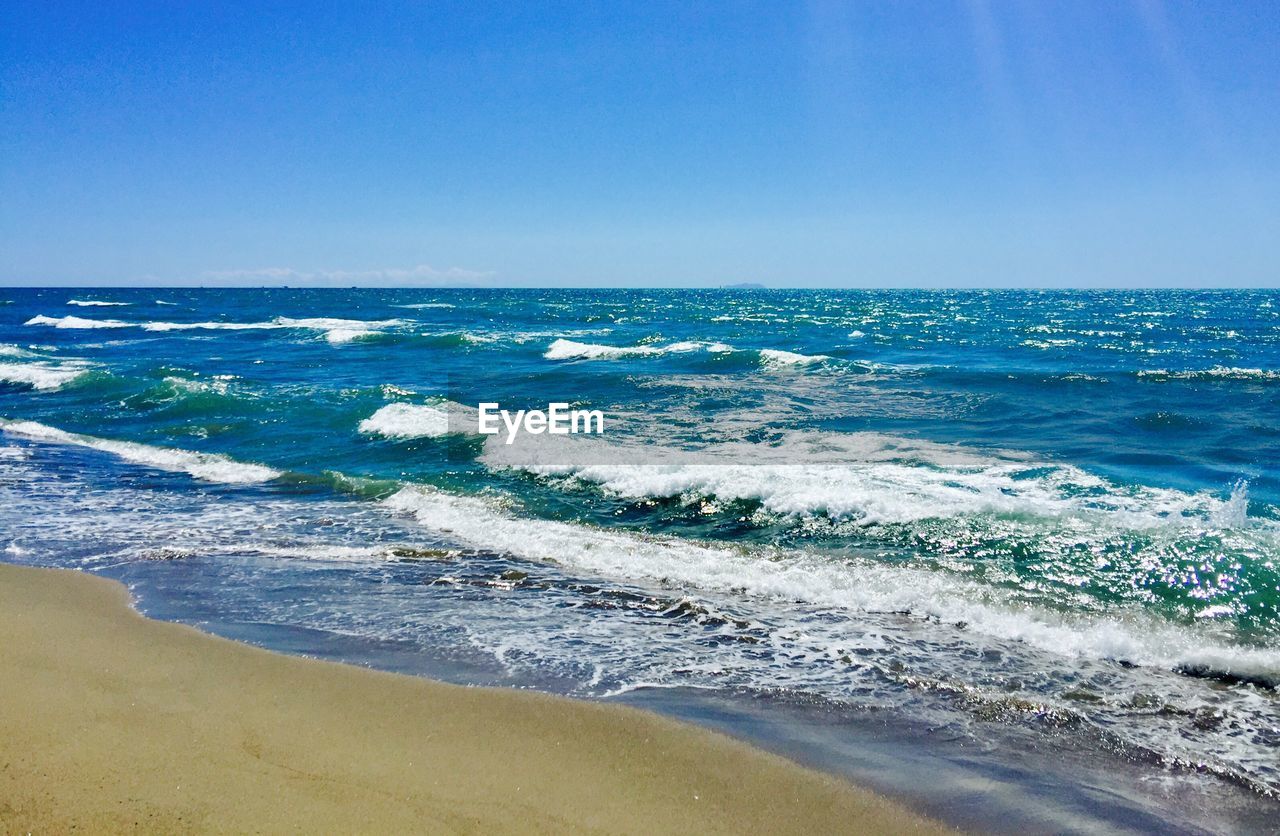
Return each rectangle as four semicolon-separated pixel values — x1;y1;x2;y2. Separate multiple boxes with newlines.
26;314;403;345
1137;367;1280;383
359;403;450;438
544;338;827;367
0;345;96;391
481;430;1256;530
383;484;1280;685
0;419;280;483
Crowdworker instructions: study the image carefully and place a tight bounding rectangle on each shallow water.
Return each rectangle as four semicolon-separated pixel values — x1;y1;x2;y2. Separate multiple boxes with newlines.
3;288;1278;831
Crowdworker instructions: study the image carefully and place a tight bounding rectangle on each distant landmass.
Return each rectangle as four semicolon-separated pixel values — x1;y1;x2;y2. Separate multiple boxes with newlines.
723;282;767;289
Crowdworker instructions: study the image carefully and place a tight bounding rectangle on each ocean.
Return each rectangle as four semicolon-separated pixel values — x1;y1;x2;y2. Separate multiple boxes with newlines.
2;287;1278;832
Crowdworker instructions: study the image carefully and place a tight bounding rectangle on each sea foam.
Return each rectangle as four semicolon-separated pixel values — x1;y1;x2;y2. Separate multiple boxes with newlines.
0;420;280;483
358;400;479;438
26;313;403;345
544;338;743;361
0;345;95;390
67;299;130;307
1137;366;1280;382
758;348;830;367
383;484;1280;683
0;362;90;390
359;403;451;438
26;314;131;329
480;430;1259;530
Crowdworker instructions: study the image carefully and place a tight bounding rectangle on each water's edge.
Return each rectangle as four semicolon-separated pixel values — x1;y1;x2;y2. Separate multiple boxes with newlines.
72;561;1277;836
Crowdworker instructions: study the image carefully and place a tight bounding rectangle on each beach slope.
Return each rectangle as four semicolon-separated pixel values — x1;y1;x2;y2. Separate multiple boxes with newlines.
0;564;945;834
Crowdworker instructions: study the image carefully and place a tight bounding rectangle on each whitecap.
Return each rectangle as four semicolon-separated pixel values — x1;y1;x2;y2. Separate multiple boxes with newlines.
480;430;1258;531
1138;366;1280;382
67;299;130;307
25;314;131;329
0;362;90;391
758;348;829;367
324;328;382;345
358;401;478;439
26;313;404;345
544;338;733;360
359;403;452;438
0;420;280;483
384;484;1280;682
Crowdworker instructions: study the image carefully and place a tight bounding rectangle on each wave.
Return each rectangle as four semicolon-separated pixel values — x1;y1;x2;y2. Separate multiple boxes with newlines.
32;409;1269;686
273;316;403;331
139;320;281;331
26;314;131;329
2;418;1274;683
543;338;824;367
397;302;456;309
383;484;1280;684
0;345;95;391
419;330;498;346
758;348;830;367
479;430;1256;530
359;403;451;438
544;338;732;360
26;314;403;345
120;375;249;413
324;328;383;345
1137;366;1280;382
0;419;280;483
0;362;91;391
67;299;130;307
358;400;480;438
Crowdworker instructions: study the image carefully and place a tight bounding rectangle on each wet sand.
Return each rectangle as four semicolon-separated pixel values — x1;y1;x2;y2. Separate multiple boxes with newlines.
0;563;947;833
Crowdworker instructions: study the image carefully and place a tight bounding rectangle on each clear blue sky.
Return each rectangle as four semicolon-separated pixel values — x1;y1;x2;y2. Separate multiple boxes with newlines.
2;1;1277;287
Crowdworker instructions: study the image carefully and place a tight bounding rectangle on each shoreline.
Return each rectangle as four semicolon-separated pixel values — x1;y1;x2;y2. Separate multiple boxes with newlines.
0;563;946;833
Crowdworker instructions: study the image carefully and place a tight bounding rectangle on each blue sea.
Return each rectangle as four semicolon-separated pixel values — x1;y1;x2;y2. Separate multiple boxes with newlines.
2;288;1278;832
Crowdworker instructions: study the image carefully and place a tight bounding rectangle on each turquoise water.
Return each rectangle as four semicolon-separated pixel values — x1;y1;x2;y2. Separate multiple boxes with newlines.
2;288;1278;824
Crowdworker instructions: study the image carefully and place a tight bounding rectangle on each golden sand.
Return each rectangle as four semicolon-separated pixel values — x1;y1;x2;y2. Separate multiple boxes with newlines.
0;563;947;833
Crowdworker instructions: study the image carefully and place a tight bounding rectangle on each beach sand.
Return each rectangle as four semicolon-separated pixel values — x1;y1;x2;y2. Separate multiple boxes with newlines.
0;564;946;834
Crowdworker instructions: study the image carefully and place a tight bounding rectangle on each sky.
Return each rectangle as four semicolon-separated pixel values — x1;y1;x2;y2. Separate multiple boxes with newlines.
1;1;1278;288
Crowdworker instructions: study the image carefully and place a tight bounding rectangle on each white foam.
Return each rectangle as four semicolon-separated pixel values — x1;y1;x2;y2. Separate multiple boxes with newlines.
324;328;381;345
27;313;403;345
1138;366;1280;382
0;420;280;483
544;337;827;368
545;339;662;360
384;485;1280;681
359;403;451;438
424;330;498;345
140;320;282;331
67;299;130;307
26;314;131;329
398;302;456;309
544;338;734;360
274;316;403;330
758;348;830;367
0;362;89;390
480;430;1259;531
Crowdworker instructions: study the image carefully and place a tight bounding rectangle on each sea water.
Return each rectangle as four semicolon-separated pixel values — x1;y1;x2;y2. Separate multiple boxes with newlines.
2;288;1277;832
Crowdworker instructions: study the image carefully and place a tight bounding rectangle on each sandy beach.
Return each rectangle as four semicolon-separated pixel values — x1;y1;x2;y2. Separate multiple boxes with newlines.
0;563;945;833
